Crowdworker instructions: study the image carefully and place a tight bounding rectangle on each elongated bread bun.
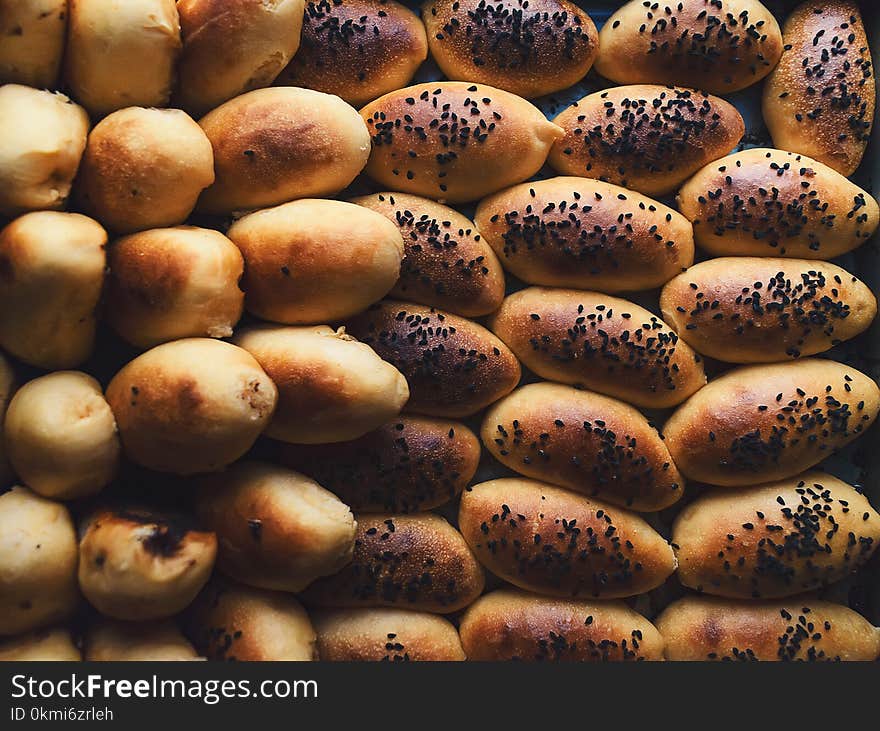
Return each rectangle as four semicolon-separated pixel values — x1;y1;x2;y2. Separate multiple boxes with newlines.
0;627;80;661
85;620;200;661
0;0;67;88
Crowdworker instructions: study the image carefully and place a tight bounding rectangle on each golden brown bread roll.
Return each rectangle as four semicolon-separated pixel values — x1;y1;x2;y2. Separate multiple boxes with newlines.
474;176;694;292
660;257;877;363
677;148;880;259
460;588;665;661
85;620;200;661
422;0;599;99
276;0;428;107
548;85;744;197
664;359;880;486
226;199;404;324
361;81;563;203
595;0;783;94
0;353;14;488
672;472;880;599
487;287;706;409
350;192;505;317
303;513;485;613
0;0;67;88
656;595;880;661
459;478;677;599
762;1;874;177
346;300;521;418
0;627;80;661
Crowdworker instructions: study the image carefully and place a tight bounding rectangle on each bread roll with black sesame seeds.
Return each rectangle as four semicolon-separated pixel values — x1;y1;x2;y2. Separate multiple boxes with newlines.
660;257;877;363
0;353;15;489
475;177;694;292
85;620;200;661
664;359;880;487
548;85;744;197
0;628;81;661
279;416;480;513
360;81;563;203
762;1;874;177
487;287;706;409
350;192;505;317
0;1;67;88
275;0;427;108
345;300;521;418
594;0;783;94
677;148;880;259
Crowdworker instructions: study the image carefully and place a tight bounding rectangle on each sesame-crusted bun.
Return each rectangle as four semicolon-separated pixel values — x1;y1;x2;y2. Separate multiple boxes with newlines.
105;227;245;349
672;472;880;599
660;257;877;363
350;192;505;317
196;87;370;215
677;148;880;259
226;199;404;324
664;359;880;486
474;176;694;292
85;620;200;661
762;1;874;176
176;0;304;116
0;353;15;488
594;0;783;94
105;339;277;475
0;486;78;636
656;595;880;661
459;589;665;661
459;478;676;599
346;300;521;418
279;415;480;513
487;287;706;409
422;0;599;99
275;0;428;108
548;85;744;197
0;627;81;661
303;513;485;613
0;0;67;88
233;324;409;444
360;81;563;203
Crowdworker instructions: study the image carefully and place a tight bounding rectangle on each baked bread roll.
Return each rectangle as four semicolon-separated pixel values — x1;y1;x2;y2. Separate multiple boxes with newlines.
313;608;465;661
0;211;106;369
548;86;744;197
0;0;67;88
0;487;78;636
105;338;277;474
657;595;880;661
105;226;245;349
677;148;880;259
279;416;480;513
664;359;880;486
85;620;200;661
361;81;563;203
197;87;370;215
0;628;80;661
660;257;877;363
460;589;665;661
0;353;14;488
276;0;428;107
346;300;521;418
227;199;404;324
672;472;880;599
763;1;874;176
233;324;409;444
303;513;484;613
474;176;694;292
595;0;783;94
488;287;706;409
350;192;505;317
422;0;599;99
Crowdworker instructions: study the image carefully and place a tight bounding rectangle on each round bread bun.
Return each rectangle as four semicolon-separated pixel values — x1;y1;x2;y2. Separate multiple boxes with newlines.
85;620;200;661
423;0;598;99
275;0;428;108
0;352;16;488
0;627;81;662
0;0;67;88
105;338;277;475
4;371;120;501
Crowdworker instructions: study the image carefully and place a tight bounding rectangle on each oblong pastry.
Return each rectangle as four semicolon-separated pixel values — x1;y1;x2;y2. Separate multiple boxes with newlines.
677;148;880;259
548;85;744;197
459;478;677;599
672;472;880;599
474;176;694;292
360;81;563;203
594;0;783;94
487;287;706;409
422;0;599;99
762;0;874;176
0;0;67;88
85;620;200;661
660;257;877;363
0;628;80;662
664;358;880;486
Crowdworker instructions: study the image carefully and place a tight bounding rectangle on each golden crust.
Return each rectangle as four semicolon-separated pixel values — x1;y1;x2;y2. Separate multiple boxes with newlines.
0;627;81;661
85;620;200;661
